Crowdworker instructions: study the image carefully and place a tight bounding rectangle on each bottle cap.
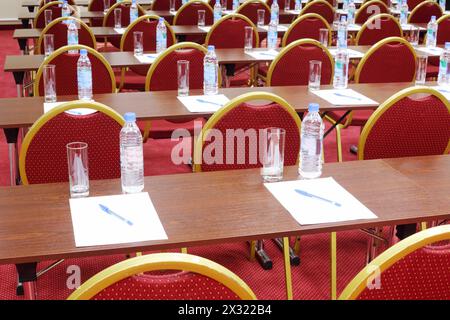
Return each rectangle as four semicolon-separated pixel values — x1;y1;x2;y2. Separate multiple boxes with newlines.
308;103;319;112
124;112;136;122
208;45;215;51
159;17;164;22
431;16;436;22
79;49;87;55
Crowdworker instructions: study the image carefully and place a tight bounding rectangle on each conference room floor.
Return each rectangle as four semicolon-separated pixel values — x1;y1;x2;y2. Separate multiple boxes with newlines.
0;29;370;300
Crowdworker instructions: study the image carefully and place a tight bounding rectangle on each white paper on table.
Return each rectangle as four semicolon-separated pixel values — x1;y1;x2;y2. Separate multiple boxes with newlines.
264;177;377;225
401;23;425;31
70;192;168;247
346;24;361;32
428;86;450;100
113;28;126;34
259;25;288;32
328;48;364;59
44;101;97;115
312;89;379;106
170;11;177;15
336;9;347;14
416;46;444;56
134;53;160;64
222;10;235;15
285;10;301;14
245;49;279;60
177;94;230;112
198;26;212;32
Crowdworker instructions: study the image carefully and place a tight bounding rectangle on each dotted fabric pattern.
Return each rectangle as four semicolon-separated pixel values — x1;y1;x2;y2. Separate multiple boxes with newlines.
237;3;271;25
24;111;122;184
437;18;450;45
152;0;183;11
363;94;450;160
174;2;214;26
38;51;115;96
36;6;62;29
357;17;403;46
355;3;389;25
92;272;240;300
301;3;334;24
105;4;144;48
200;102;300;172
207;18;258;49
358;244;450;300
408;3;443;24
284;17;330;46
269;43;333;86
89;0;118;27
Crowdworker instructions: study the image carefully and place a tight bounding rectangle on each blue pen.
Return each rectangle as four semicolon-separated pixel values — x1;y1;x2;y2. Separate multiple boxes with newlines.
99;204;133;226
196;99;224;107
295;189;342;207
333;92;362;101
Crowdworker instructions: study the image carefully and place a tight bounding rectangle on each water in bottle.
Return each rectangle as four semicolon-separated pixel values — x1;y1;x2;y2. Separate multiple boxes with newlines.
299;103;324;179
400;0;408;26
62;0;70;20
67;20;79;54
271;0;279;25
120;112;144;194
438;42;450;86
343;0;349;11
204;45;219;95
156;18;167;53
214;1;222;23
337;15;347;49
77;49;93;100
233;0;239;11
294;0;302;11
130;0;139;24
182;0;188;4
439;0;446;11
267;19;278;50
347;0;356;25
333;23;349;90
426;16;438;48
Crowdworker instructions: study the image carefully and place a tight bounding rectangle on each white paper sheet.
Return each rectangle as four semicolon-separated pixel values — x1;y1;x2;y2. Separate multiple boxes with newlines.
285;10;301;14
264;177;377;225
346;24;361;32
70;192;168;247
245;49;279;60
134;53;159;64
114;27;126;34
177;94;230;112
416;46;444;56
44;101;97;115
198;26;212;32
260;25;289;32
428;86;450;100
328;48;364;59
222;10;236;15
401;23;425;31
312;89;379;106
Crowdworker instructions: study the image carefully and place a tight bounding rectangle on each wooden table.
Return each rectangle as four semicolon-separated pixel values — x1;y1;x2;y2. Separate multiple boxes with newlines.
0;155;448;299
21;0;153;11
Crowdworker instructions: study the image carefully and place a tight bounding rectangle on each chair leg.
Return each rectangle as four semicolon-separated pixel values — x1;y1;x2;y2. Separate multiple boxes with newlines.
293;236;301;255
255;240;273;270
335;125;343;162
273;238;300;265
181;247;188;254
249;240;256;261
282;237;293;300
331;232;337;300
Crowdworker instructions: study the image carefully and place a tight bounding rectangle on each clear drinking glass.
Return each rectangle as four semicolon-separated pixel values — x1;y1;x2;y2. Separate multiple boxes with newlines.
133;31;143;55
103;0;110;14
44;9;52;26
67;142;89;198
415;55;427;85
114;8;122;29
409;26;420;47
261;128;285;182
198;10;206;27
244;26;253;52
308;60;322;91
170;0;176;13
43;64;56;103
257;9;265;27
43;33;54;57
319;28;329;47
177;60;189;97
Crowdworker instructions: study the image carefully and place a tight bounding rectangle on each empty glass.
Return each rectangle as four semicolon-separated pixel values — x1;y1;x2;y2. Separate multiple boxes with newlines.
43;64;56;103
257;9;265;27
114;8;122;29
133;31;143;55
43;33;54;57
177;60;189;97
170;0;176;13
44;9;52;26
409;26;420;47
103;0;110;14
198;10;206;27
415;55;427;85
244;26;253;52
319;28;329;47
67;142;89;198
261;128;285;182
308;60;322;91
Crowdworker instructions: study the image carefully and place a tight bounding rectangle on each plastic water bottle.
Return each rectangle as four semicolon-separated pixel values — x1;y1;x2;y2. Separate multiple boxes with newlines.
438;42;450;85
400;0;408;25
426;16;438;48
77;49;93;100
267;19;278;49
156;18;167;53
67;20;79;54
271;0;279;25
182;0;188;4
343;0;349;11
294;0;302;11
439;0;446;11
130;0;139;24
62;0;70;19
120;112;144;194
337;15;347;49
204;45;218;95
214;1;222;23
333;23;349;89
233;0;239;11
347;0;356;25
299;103;324;179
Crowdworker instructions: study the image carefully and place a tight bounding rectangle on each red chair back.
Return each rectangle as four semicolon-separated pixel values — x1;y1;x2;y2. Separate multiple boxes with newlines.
152;0;183;10
355;37;416;84
407;0;427;10
88;0;117;26
39;0;74;8
359;88;450;160
408;0;443;23
282;13;331;46
208;0;234;10
236;0;271;25
267;39;333;86
145;43;207;91
355;0;389;25
173;1;214;25
300;0;334;24
35;2;63;29
437;14;450;44
356;14;403;45
205;14;259;48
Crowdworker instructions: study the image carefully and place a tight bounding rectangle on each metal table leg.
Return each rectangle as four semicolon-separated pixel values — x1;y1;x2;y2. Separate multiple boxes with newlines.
15;262;38;300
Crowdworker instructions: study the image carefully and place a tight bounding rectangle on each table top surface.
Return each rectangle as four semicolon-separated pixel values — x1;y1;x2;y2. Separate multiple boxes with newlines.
21;0;153;7
0;155;448;265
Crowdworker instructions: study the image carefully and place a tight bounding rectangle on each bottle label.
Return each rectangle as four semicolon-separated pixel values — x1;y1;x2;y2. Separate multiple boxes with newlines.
78;69;92;90
214;10;221;23
427;28;434;42
337;29;346;48
439;59;447;75
335;60;344;78
68;33;78;46
204;63;216;85
301;136;321;156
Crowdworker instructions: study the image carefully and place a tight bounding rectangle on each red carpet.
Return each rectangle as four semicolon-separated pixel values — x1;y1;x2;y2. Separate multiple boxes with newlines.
0;30;369;300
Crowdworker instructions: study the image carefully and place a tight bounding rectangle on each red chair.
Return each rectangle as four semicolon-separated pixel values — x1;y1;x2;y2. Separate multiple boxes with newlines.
173;1;214;25
36;17;97;55
88;0;117;27
354;0;389;25
152;0;183;10
355;14;403;45
362;0;388;6
67;253;257;300
300;0;335;24
34;44;116;97
118;15;176;90
281;13;332;46
408;0;443;23
236;0;271;25
436;14;450;44
266;39;334;86
407;0;427;10
39;0;75;8
340;225;450;300
34;1;63;29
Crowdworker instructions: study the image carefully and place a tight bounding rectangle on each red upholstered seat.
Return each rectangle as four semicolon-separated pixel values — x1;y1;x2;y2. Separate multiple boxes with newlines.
356;14;403;45
437;15;450;44
174;1;214;25
88;0;117;27
354;0;389;25
408;0;443;23
300;0;335;24
357;244;450;299
282;13;332;46
152;0;183;10
407;0;427;10
34;2;63;29
236;0;271;25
